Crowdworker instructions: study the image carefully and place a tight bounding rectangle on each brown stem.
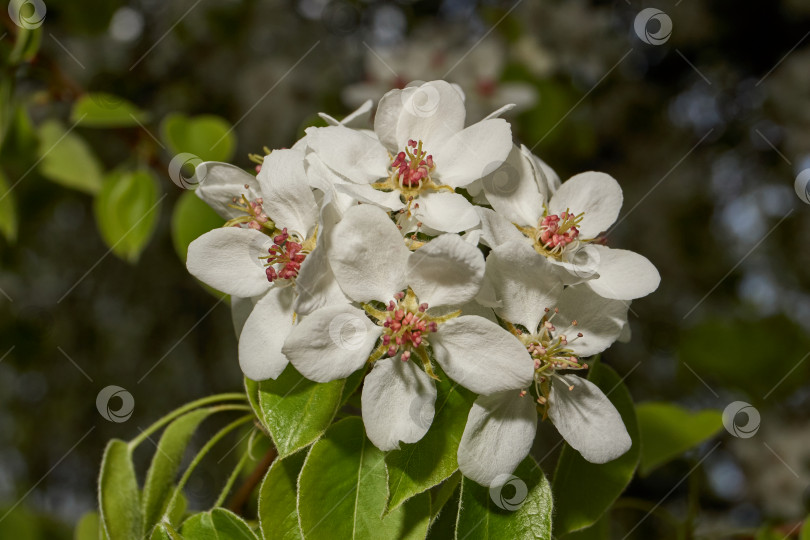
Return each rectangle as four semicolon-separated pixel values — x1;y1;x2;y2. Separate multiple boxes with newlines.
226;446;277;515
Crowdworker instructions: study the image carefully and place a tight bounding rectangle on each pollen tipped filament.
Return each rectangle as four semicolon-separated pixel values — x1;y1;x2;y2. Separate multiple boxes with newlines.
392;139;436;189
261;228;307;282
224;193;275;231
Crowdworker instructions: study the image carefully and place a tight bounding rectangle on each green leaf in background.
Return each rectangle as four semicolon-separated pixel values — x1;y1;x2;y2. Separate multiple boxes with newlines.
562;514;610;540
552;363;641;536
456;456;554;540
258;450;306;540
141;408;220;534
99;439;142;540
161;114;236;163
181;508;258;539
0;169;18;242
801;518;810;540
429;471;461;521
93;169;162;263
71;94;149;128
637;402;723;476
171;190;223;262
298;417;431;540
8;24;42;65
384;375;475;513
37;120;104;194
252;364;344;458
74;511;100;540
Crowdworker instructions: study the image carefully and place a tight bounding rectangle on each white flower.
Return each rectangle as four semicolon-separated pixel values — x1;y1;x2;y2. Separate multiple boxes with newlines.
478;148;660;300
281;204;533;451
304;80;512;234
458;247;632;486
186;149;346;381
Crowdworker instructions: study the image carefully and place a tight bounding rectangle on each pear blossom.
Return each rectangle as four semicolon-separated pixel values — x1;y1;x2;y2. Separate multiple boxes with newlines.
458;244;632;485
478;147;660;300
303;80;512;234
282;204;533;451
186;149;346;381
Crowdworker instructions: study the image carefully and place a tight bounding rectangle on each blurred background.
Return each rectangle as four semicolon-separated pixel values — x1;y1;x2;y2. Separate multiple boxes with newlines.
1;0;810;537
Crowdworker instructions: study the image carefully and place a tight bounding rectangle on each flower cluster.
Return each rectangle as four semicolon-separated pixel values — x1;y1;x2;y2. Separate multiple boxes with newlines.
185;80;660;487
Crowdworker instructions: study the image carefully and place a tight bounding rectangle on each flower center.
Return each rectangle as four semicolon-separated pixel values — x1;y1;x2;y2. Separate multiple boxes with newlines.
261;228;307;282
516;209;586;260
362;288;459;380
391;139;436;188
224;191;274;231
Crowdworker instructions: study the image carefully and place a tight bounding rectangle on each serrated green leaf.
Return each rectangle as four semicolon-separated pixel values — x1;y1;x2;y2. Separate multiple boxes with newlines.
37;120;104;194
252;364;344;458
637;403;722;475
385;376;475;513
71;94;148;128
0;169;18;242
552;363;640;536
161;114;236;163
99;439;142;540
93;169;161;263
142;408;218;534
426;480;460;540
171;190;223;262
456;456;553;540
298;417;431;540
258;451;306;540
181;509;258;540
74;511;100;540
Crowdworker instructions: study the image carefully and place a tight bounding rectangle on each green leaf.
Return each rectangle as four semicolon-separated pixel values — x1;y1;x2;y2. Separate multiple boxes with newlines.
562;514;610;540
171;190;223;262
0;169;18;242
384;376;475;513
161;114;236;163
552;363;640;536
142;408;218;534
9;23;42;65
426;481;460;540
37;120;104;194
298;417;431;540
637;403;722;475
74;511;100;540
339;365;367;406
801;518;810;540
252;364;344;458
258;451;306;540
456;456;554;540
150;522;184;540
99;439;143;540
71;94;149;128
93;169;162;263
430;471;461;520
181;509;258;540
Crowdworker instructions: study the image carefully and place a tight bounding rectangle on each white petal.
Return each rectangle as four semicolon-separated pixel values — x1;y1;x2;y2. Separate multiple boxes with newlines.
483;241;563;334
431;118;513;189
394;81;467;153
230;296;256;339
431;315;534;395
407;234;485;308
553;285;629;357
194;162;262;220
414;191;480;233
549;374;631;464
361;357;437;451
258;149;319;239
238;287;295;381
549;172;623;238
292;246;348;317
526;148;561;196
374;86;410;153
305;126;389;184
334;182;405;212
282;305;382;383
481;145;543;227
483;103;516;120
319;99;373;128
327;204;410;303
457;392;538;486
186;227;272;298
475;207;526;248
587;246;660;300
